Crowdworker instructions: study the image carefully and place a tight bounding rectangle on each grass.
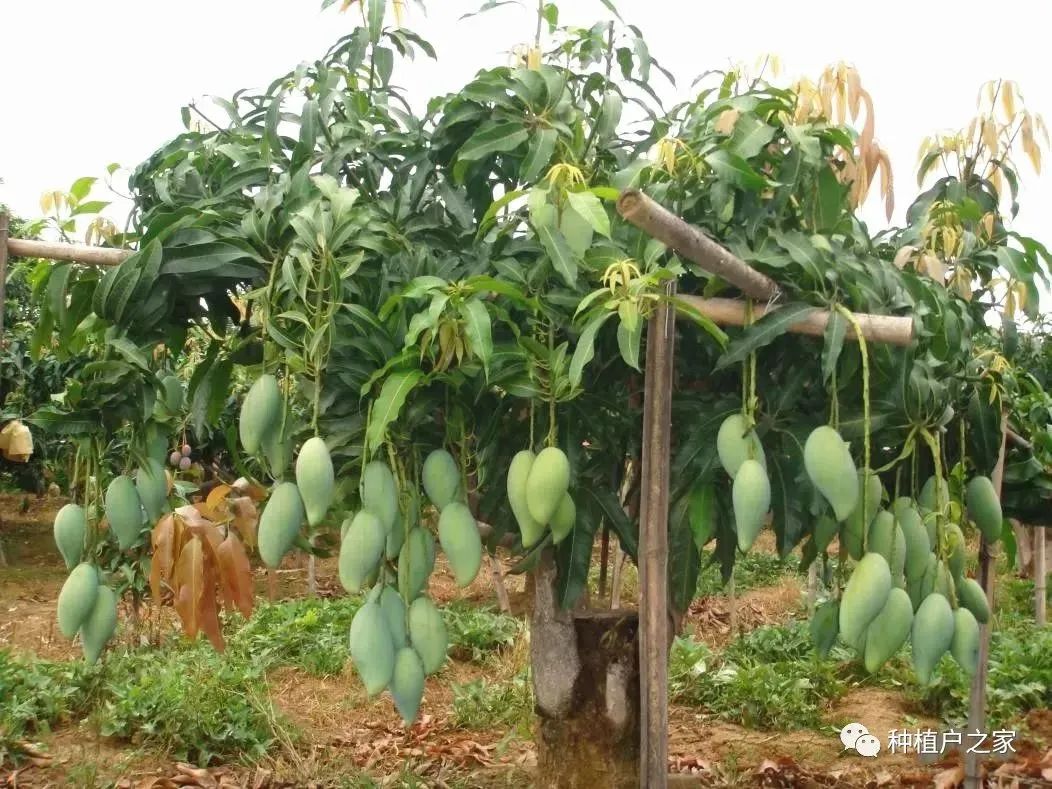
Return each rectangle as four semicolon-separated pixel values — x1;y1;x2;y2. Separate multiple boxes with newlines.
451;672;533;731
669;622;845;731
696;549;798;597
0;641;285;767
906;623;1052;732
227;596;363;677
442;600;523;663
0;593;527;768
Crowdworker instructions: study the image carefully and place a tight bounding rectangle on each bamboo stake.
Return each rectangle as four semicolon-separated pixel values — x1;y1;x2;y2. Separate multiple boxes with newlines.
6;237;129;267
617;190;778;300
677;296;914;347
638;280;676;789
1036;528;1047;627
964;413;1008;789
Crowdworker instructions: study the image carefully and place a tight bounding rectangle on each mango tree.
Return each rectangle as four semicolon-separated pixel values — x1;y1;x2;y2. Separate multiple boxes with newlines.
23;0;1052;785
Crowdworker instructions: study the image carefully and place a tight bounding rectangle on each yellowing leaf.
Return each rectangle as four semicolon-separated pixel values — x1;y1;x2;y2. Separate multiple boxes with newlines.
981;213;995;239
893;245;917;269
1001;80;1016;121
982;118;999;156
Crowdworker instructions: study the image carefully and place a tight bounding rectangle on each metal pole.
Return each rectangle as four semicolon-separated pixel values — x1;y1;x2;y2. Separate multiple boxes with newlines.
638;280;675;788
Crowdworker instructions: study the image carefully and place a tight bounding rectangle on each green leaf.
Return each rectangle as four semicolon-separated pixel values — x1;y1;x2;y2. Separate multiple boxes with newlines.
265;89;286;160
768;449;805;556
704;149;766;191
458;121;529;162
460;298;493;377
367;0;385;43
716;303;818;370
69;177;96;203
187;342;220;438
672;298;728;346
555;494;599;608
519;128;558;183
967;384;1002;477
559;206;594;258
160;241;264;277
463;275;536;309
616;315;642;371
728;115;775;160
478;189;526;237
46;264;72;328
813;165;843;232
70;200;110;216
536;223;578;286
668;493;700;613
107;338;152;371
366;369;424;452
578;485;637;559
566;191;611;237
568;312;614;387
688;481;718;550
821;309;847;383
25;407;97;436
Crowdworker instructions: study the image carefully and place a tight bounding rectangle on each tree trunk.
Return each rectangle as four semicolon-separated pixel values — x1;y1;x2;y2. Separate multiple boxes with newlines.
531;552;640;788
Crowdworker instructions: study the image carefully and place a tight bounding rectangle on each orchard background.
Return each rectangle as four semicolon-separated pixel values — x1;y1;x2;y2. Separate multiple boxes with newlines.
1;0;1051;786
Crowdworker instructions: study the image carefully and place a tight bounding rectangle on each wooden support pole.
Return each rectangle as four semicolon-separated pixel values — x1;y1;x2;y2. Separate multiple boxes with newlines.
678;295;914;347
964;413;1008;789
638;280;675;789
1036;527;1047;627
6;237;130;267
617;189;778;300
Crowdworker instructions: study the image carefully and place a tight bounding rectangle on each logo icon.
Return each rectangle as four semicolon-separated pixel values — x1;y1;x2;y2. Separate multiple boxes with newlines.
840;722;881;758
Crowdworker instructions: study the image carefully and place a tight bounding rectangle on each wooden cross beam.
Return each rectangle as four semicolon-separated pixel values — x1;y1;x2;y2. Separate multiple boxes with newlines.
6;236;130;267
617;188;915;346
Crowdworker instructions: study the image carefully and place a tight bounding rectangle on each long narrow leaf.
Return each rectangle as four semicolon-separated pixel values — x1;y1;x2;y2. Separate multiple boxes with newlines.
716;303;818;370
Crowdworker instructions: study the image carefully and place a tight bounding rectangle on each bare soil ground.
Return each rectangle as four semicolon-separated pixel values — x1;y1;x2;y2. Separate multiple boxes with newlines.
2;500;1049;788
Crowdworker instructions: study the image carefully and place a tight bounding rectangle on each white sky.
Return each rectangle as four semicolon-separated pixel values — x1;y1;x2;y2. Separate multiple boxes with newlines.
2;0;1050;258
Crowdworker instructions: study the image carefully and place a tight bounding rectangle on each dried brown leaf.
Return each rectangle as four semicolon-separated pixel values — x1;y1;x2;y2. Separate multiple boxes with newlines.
149;513;177;601
173;537;205;639
230;496;259;549
199;554;225;652
216;533;254;618
175;504;212;529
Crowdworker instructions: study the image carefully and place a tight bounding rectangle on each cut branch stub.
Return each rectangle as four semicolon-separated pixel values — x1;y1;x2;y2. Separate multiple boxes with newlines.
616;189;778;301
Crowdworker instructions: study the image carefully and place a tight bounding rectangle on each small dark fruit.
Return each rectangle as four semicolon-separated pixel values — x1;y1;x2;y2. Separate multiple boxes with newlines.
178;456;192;471
181;444;192;457
169;451;182;467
